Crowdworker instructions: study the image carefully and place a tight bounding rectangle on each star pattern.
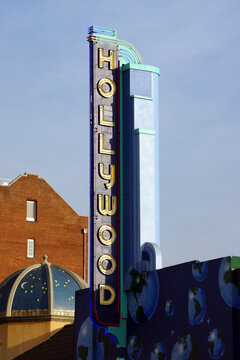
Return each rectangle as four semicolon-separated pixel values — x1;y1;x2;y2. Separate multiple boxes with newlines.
0;264;82;318
51;265;80;312
13;267;48;312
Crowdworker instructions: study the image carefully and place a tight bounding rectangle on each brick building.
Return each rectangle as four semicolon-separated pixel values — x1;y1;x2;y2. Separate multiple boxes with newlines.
0;173;88;283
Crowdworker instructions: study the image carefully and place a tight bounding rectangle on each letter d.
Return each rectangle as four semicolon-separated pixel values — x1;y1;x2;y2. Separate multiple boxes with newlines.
99;284;116;305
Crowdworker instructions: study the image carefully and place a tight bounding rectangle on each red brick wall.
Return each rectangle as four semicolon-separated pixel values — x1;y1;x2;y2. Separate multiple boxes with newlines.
0;174;88;284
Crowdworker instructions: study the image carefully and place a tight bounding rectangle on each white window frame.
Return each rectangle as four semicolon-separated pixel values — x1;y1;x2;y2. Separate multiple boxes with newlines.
26;200;37;222
27;239;35;258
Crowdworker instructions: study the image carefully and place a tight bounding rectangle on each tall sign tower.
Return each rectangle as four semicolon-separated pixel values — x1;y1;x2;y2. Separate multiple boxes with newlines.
88;26;161;346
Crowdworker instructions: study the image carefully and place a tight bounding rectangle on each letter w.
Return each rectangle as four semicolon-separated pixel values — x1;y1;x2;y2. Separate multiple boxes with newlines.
98;195;117;216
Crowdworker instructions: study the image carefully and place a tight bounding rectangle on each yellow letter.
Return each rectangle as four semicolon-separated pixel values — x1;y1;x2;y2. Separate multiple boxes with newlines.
99;48;114;69
98;195;117;216
98;254;116;275
99;163;115;189
99;105;115;127
99;134;115;155
99;284;116;305
98;78;116;98
98;225;116;245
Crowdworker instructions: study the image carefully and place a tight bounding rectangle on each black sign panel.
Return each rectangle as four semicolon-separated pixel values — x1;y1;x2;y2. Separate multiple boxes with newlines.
89;41;120;326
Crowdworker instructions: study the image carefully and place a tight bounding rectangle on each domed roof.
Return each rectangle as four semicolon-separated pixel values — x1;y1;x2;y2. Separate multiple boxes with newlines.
0;255;88;318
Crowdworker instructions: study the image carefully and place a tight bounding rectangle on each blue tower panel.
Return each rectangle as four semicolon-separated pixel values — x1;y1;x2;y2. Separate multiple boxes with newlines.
129;69;152;98
133;98;154;129
123;67;161;279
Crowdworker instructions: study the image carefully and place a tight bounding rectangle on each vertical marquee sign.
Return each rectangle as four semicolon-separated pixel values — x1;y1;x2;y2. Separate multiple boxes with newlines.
89;39;120;326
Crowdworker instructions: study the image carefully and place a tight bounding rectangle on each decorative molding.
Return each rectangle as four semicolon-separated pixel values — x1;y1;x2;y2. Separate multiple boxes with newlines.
123;62;160;75
87;26;142;65
6;264;40;317
135;128;156;135
130;95;153;101
88;26;116;39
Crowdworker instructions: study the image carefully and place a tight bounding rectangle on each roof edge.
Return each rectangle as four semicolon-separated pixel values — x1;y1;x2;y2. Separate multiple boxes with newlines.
3;173;88;218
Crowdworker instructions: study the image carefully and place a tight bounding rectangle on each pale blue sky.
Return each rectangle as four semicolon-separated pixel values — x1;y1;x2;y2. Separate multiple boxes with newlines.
0;0;240;267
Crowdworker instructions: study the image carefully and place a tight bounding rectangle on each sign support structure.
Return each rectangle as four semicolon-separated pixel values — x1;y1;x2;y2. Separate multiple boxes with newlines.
88;25;161;348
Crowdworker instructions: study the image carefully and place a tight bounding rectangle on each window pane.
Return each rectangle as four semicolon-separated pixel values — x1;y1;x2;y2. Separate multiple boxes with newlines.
26;201;37;221
27;239;35;258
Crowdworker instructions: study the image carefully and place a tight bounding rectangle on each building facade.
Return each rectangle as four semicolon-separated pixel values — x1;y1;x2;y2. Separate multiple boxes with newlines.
0;173;88;283
0;256;88;359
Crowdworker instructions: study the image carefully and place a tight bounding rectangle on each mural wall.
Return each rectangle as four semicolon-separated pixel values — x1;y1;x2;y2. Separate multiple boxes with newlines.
74;256;240;359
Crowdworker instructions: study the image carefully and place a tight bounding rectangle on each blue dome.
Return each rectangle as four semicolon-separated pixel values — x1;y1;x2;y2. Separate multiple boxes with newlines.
0;255;87;318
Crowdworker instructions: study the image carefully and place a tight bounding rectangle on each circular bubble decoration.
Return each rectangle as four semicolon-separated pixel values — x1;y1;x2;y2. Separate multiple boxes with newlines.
127;333;142;360
165;299;175;316
192;261;208;281
171;333;200;360
77;317;94;360
188;287;206;325
151;342;167;360
218;257;240;308
77;317;112;360
128;269;159;323
208;328;225;359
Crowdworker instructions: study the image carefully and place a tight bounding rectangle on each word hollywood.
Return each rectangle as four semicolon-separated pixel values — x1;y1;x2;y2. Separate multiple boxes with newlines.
90;41;120;326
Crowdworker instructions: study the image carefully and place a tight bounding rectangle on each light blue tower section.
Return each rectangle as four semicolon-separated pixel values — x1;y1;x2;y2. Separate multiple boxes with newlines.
122;63;162;276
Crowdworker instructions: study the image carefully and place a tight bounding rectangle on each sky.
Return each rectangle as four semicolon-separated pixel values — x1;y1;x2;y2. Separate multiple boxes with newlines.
0;0;240;267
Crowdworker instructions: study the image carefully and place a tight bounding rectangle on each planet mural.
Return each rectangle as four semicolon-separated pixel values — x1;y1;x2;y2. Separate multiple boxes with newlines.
151;342;167;360
127;333;142;360
171;333;200;360
208;328;225;359
165;299;175;316
77;317;113;360
188;287;206;325
218;257;240;308
128;269;159;323
74;256;239;359
192;261;208;282
77;317;93;360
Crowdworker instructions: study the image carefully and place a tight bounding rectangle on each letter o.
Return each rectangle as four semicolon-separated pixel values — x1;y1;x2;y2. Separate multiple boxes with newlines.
98;78;116;98
98;254;116;275
98;225;116;246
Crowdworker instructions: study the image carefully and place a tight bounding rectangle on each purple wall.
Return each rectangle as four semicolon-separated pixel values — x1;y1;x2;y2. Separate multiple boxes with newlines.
75;256;240;359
